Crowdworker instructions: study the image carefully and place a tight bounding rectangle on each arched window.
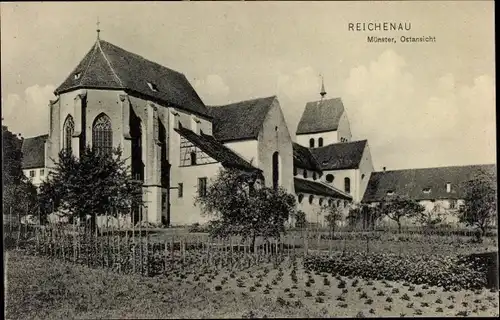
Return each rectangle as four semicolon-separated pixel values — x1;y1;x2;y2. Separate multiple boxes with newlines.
328;199;333;207
318;137;323;147
319;198;323;206
361;174;365;180
344;177;351;193
63;115;74;153
309;138;315;148
272;152;279;190
303;170;308;179
190;152;197;165
313;172;317;180
298;194;304;203
309;195;314;204
326;174;334;183
92;113;112;155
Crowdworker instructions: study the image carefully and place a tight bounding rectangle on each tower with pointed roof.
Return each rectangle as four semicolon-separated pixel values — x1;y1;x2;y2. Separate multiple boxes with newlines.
295;77;353;149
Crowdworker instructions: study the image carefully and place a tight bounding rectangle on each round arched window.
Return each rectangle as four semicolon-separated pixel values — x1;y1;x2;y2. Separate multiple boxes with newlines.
326;174;334;183
303;170;308;179
298;194;304;203
313;172;317;180
309;195;314;204
328;199;333;207
319;198;323;206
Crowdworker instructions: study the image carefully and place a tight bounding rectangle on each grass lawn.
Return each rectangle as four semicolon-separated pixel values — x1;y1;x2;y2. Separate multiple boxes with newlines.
5;251;499;319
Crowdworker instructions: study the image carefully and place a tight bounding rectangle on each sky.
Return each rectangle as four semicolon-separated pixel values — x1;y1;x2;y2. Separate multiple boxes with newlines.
1;1;495;171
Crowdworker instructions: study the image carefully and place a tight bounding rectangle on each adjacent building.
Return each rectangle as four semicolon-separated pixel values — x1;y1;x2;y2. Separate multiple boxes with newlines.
362;164;497;227
21;134;49;187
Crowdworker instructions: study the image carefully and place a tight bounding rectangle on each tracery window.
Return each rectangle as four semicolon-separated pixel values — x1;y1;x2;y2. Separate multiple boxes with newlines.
92;113;113;155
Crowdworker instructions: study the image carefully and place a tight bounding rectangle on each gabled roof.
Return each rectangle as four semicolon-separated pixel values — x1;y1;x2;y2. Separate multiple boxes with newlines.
292;142;321;171
208;96;276;142
362;164;497;203
21;134;48;169
55;40;210;118
175;127;260;172
310;140;367;170
294;177;352;200
296;97;345;135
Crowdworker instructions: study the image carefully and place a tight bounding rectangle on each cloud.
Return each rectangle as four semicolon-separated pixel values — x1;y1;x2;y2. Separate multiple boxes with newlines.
277;66;321;101
275;49;495;171
2;84;55;137
342;49;495;170
193;74;230;105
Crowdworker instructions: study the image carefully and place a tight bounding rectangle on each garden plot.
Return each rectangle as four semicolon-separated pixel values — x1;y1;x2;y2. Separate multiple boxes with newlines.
200;257;499;317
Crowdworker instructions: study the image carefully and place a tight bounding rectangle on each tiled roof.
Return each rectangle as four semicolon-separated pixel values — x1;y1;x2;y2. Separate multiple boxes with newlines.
175;127;260;172
310;140;367;170
294;177;352;200
292;142;321;171
296;97;345;135
55;40;210;118
21;134;48;169
362;164;497;203
208;96;276;142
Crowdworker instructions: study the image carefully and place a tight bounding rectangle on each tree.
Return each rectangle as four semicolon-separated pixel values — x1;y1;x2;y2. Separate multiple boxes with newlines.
2;126;38;218
322;204;343;237
418;203;444;229
379;195;425;233
295;210;307;229
195;168;296;250
39;147;144;230
458;169;497;239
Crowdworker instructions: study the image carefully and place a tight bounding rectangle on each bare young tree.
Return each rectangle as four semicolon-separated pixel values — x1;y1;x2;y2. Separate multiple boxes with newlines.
459;169;497;239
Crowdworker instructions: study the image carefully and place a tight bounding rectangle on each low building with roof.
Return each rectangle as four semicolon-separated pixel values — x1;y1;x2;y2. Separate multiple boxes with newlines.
21;134;49;187
362;164;497;227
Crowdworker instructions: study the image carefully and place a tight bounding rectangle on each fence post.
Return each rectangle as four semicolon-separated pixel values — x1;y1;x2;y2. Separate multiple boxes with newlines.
182;236;186;265
164;240;168;274
230;237;233;270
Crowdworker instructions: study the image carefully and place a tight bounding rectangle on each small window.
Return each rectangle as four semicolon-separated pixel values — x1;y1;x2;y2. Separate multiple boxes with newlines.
319;198;324;206
147;82;159;92
318;137;323;147
74;72;81;80
29;170;35;178
446;183;451;193
293;166;297;176
309;138;315;148
303;170;308;179
313;172;317;180
200;129;204;135
309;195;314;204
449;199;457;209
178;183;183;198
328;199;333;207
325;174;334;183
298;194;304;203
40;169;45;176
275;126;278;132
361;174;365;179
344;177;351;193
423;188;431;193
190;152;197;165
198;177;208;197
387;190;394;196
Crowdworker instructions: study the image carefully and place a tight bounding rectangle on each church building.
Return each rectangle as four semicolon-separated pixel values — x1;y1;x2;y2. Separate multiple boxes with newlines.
22;34;365;227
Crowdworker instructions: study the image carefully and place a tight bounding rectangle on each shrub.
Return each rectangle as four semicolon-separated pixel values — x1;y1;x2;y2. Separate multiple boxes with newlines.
303;252;489;290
